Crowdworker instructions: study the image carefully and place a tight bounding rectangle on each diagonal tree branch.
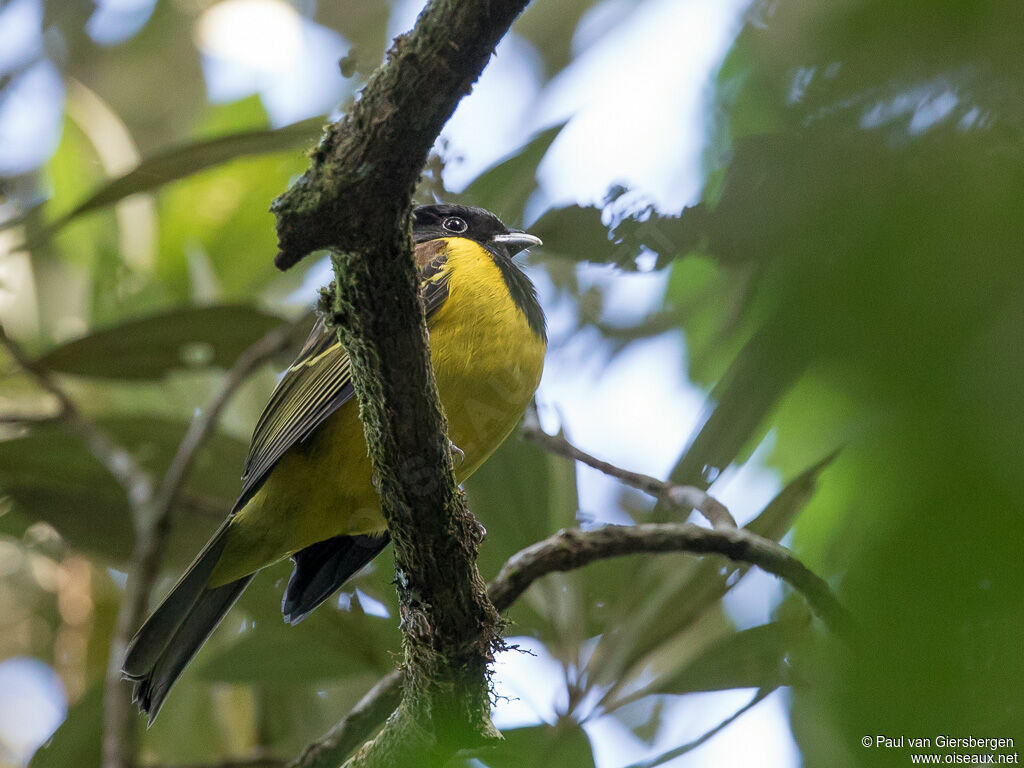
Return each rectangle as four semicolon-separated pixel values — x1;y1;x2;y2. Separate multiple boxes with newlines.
488;523;855;640
271;0;533;270
270;1;536;766
521;412;737;528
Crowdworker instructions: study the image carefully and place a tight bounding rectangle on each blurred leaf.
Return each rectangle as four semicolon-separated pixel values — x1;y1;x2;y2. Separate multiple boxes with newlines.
101;416;250;503
465;722;595;768
149;99;316;300
514;0;607;76
197;603;398;684
530;204;699;271
461;123;565;224
0;426;133;560
25;117;323;242
664;325;809;504
29;685;102;768
35;305;286;380
466;435;591;656
586;450;837;691
652;619;806;696
467;435;577;581
0;417;249;561
530;206;613;264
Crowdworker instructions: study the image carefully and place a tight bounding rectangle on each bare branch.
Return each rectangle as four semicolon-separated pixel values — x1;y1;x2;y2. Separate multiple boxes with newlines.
521;417;737;529
489;523;855;640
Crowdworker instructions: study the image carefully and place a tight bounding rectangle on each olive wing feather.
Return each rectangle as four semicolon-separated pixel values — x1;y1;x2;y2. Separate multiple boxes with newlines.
234;254;451;510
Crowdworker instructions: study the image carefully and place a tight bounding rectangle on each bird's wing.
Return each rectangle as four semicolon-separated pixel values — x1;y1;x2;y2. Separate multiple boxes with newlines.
234;250;451;510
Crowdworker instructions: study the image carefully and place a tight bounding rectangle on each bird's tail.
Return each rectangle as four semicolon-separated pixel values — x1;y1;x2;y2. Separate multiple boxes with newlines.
121;521;253;723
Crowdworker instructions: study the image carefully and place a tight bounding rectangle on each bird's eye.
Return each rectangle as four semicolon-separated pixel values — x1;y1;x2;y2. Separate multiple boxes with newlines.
442;216;468;234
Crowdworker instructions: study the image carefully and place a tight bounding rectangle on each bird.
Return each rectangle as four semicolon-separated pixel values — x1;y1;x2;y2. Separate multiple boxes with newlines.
122;204;547;721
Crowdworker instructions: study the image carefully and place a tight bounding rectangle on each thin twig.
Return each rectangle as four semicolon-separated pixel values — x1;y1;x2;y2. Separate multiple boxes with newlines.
623;688;775;768
521;415;736;529
145;321;298;572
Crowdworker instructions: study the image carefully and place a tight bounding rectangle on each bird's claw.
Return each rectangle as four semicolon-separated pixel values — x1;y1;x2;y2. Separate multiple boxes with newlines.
449;441;465;467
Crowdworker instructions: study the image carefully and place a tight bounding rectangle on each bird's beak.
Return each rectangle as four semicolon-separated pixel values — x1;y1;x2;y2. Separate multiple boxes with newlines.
490;231;543;256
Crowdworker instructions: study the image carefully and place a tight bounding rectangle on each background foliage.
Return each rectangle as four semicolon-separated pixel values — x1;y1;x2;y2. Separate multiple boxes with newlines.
1;0;1022;766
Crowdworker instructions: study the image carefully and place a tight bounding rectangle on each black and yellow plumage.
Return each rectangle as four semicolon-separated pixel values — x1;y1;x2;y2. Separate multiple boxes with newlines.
122;204;547;720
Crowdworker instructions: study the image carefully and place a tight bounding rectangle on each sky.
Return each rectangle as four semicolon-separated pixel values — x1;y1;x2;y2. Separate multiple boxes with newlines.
0;0;800;765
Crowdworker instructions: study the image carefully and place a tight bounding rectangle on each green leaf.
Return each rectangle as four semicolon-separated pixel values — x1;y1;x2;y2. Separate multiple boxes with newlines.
0;427;134;560
465;435;591;655
663;325;810;503
0;417;249;561
530;206;613;264
35;304;286;380
466;435;578;581
468;723;595;768
652;620;806;696
197;601;399;684
22;117;323;242
29;685;102;768
461;123;565;224
585;451;837;691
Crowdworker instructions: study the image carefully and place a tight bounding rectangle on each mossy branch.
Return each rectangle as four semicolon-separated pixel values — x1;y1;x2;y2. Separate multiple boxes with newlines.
271;1;534;765
272;0;533;270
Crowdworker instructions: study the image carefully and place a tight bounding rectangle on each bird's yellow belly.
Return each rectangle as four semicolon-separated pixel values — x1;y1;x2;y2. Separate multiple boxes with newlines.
211;246;545;585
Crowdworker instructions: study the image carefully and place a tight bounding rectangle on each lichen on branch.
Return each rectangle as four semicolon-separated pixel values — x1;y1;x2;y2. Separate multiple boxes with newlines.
271;0;534;270
270;1;535;764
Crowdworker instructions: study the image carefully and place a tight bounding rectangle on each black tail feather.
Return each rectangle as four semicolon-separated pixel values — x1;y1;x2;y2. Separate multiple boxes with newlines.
282;533;389;624
130;576;253;724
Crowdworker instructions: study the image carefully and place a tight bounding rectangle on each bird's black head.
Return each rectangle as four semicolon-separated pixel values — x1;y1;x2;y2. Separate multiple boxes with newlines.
412;203;546;340
412;204;542;258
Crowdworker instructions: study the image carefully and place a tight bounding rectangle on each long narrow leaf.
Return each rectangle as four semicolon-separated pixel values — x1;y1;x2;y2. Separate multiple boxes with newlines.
16;117;324;242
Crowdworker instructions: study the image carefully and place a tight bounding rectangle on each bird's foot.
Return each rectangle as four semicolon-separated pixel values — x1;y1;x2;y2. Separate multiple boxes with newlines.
449;440;465;467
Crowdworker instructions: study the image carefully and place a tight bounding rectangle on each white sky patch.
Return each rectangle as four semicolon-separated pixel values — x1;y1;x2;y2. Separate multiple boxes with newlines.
0;59;64;176
86;0;157;46
539;331;706;483
0;0;42;73
354;588;390;619
585;688;798;768
534;0;750;212
441;34;544;191
197;0;349;126
0;658;66;766
490;636;568;729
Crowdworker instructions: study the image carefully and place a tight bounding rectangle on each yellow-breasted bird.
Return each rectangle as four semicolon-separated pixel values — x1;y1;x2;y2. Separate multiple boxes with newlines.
122;204;546;720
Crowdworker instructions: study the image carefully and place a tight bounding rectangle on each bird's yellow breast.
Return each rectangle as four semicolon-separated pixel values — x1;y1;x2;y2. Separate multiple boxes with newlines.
212;238;545;584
